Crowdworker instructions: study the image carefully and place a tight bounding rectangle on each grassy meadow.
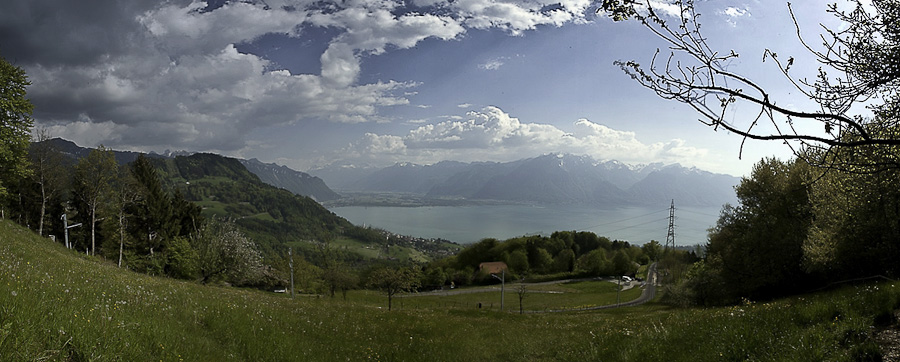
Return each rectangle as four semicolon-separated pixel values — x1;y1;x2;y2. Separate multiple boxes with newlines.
1;219;897;361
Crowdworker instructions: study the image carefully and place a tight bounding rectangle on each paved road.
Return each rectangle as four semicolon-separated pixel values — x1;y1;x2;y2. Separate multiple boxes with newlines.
403;263;658;313
526;262;658;313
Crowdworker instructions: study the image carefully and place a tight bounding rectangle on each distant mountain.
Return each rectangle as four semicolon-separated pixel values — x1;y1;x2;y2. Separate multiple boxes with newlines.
43;138;169;165
627;164;739;206
239;158;341;202
39;138;339;202
307;162;379;191
348;161;471;193
312;153;740;207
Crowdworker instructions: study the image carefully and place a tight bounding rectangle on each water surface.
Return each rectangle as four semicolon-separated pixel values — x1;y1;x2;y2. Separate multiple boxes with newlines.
331;204;722;246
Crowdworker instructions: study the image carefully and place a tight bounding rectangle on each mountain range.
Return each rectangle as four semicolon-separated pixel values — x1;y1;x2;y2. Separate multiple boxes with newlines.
44;138;739;207
311;153;740;207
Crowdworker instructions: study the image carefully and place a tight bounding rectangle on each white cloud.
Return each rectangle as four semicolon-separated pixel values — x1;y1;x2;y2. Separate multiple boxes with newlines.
479;57;506;70
644;1;684;18
457;103;474;108
336;106;710;167
720;6;750;26
11;0;601;153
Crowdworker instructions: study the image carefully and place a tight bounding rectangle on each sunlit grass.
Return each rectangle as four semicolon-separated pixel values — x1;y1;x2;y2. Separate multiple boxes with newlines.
1;219;895;361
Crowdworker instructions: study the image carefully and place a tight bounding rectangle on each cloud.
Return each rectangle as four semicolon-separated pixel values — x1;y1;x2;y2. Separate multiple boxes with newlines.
337;106;709;166
479;57;506;70
643;1;684;18
720;6;750;26
4;0;598;153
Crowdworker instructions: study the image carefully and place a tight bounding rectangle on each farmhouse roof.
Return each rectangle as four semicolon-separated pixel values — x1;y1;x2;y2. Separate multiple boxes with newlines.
478;261;508;274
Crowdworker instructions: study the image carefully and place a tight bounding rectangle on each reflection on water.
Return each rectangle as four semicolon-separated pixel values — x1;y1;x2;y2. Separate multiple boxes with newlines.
331;204;722;246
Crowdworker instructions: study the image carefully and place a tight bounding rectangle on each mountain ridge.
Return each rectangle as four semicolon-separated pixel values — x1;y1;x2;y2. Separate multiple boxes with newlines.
311;153;740;207
40;138;341;202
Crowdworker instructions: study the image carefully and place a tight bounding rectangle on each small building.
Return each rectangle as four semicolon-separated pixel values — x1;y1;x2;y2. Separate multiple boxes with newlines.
478;261;508;275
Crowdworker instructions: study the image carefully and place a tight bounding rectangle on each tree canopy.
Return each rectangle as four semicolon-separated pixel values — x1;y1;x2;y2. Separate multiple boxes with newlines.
0;55;34;199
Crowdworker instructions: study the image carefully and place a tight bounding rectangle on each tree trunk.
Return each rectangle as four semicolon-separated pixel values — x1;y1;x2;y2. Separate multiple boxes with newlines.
118;210;125;267
38;180;46;236
90;205;96;256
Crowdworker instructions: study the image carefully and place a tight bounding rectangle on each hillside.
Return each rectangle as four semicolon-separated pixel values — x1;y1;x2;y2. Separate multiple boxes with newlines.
40;138;341;202
239;158;341;202
2;219;897;361
149;153;349;246
144;153;458;262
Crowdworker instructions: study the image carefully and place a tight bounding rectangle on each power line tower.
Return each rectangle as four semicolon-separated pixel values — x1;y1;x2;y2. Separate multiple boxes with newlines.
665;199;676;251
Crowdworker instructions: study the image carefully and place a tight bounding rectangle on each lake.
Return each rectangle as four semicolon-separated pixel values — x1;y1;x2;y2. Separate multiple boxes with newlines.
330;204;723;246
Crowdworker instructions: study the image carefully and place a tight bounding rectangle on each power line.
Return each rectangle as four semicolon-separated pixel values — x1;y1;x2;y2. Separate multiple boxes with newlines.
596;217;670;236
580;208;669;230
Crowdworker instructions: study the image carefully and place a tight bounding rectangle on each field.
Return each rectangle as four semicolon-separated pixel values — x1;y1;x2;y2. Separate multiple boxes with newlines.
1;219;897;361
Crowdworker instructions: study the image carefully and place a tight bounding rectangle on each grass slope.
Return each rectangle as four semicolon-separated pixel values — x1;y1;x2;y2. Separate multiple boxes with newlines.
1;220;897;361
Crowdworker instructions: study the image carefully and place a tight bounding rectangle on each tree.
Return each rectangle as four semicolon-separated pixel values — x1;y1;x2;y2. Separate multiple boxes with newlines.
602;0;900;172
130;155;174;255
367;267;421;311
73;146;117;256
642;240;662;261
551;248;576;273
804;159;900;277
192;217;263;284
29;129;66;236
612;250;635;276
516;284;529;314
575;248;610;276
507;249;530;275
703;158;813;301
108;167;140;267
0;55;34;203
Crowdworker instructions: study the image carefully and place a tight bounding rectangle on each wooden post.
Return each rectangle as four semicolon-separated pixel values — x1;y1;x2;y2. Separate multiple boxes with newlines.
289;247;295;299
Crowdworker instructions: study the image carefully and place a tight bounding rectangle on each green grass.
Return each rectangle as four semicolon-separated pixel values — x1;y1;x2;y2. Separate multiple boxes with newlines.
1;219;896;361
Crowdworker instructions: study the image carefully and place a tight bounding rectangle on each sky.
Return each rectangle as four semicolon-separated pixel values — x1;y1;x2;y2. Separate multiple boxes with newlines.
0;0;852;177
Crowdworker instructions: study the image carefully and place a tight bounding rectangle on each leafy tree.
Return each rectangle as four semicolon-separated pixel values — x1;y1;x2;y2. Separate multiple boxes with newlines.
367;267;421;311
641;240;662;262
529;248;553;274
805;160;900;277
602;0;900;172
575;248;610;276
551;248;576;273
0;55;34;203
507;249;530;275
73;146;117;256
611;250;634;276
454;238;500;269
192;217;263;284
704;158;813;301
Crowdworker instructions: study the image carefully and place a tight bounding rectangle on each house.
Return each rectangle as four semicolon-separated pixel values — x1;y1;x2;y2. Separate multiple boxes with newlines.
478;261;508;275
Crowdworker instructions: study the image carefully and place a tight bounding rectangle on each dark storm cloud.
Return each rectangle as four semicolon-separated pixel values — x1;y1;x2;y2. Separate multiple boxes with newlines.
0;0;167;66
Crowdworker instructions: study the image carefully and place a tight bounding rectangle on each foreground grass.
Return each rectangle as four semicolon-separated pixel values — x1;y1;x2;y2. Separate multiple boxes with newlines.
1;219;896;361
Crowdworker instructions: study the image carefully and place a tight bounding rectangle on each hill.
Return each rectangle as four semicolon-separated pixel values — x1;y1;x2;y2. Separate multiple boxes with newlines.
40;138;341;202
1;219;896;361
28;139;458;266
312;153;740;206
239;158;341;202
146;153;457;262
